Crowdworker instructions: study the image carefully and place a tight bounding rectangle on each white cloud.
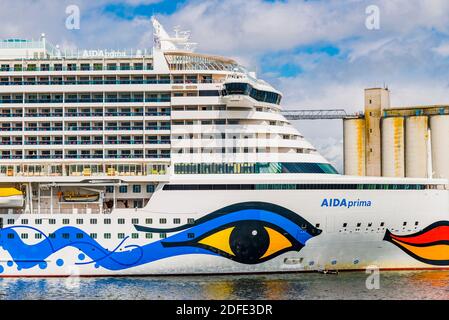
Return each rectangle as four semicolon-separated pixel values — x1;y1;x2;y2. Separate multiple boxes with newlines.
432;42;449;57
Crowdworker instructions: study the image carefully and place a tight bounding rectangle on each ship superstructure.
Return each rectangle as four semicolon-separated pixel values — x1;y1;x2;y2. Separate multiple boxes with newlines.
0;19;446;276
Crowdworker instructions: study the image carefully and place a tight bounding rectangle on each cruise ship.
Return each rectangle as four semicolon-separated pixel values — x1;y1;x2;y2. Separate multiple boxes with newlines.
0;18;447;277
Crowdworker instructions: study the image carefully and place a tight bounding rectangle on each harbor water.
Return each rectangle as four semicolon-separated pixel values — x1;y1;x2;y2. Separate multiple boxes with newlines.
0;271;448;300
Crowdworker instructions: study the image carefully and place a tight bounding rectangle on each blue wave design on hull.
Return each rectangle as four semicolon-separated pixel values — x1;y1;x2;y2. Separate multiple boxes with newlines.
0;204;318;271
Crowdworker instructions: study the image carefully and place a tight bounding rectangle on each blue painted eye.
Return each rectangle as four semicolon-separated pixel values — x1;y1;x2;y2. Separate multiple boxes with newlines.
135;202;322;265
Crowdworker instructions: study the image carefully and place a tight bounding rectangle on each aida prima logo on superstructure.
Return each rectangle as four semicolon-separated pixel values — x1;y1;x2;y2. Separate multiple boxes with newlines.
82;50;129;58
321;198;372;208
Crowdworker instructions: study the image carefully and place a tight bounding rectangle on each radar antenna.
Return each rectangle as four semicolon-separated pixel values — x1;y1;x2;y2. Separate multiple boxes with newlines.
151;17;197;52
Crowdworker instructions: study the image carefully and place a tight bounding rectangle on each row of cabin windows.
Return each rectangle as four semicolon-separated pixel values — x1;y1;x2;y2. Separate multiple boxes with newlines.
5;232;195;240
341;221;419;228
163;184;437;191
105;184;155;194
5;218;195;225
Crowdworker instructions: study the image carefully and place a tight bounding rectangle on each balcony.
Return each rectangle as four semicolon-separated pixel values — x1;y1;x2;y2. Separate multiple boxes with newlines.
67;127;103;131
0;65;152;72
24;99;63;104
146;154;171;159
104;112;144;117
0;127;22;131
1;98;171;104
145;126;171;131
145;112;171;116
105;154;144;159
25;155;63;160
65;140;103;145
105;140;143;145
105;126;143;131
0;112;23;117
65;112;103;117
65;154;104;159
65;98;103;103
24;113;63;117
24;141;63;145
24;127;63;132
146;140;171;145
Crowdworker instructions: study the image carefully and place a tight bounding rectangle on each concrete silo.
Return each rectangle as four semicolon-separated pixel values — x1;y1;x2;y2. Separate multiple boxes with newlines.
344;118;366;176
405;116;429;178
364;88;390;177
430;115;449;179
382;117;405;177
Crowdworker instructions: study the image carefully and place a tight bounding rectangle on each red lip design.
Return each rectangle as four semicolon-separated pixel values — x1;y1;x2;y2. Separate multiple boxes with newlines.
384;221;449;266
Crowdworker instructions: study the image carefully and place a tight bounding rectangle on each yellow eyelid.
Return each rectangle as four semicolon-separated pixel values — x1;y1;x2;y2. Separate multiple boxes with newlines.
198;227;235;256
261;227;292;259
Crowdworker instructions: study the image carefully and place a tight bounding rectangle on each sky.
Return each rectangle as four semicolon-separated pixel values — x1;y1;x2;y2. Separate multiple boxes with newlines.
2;0;449;171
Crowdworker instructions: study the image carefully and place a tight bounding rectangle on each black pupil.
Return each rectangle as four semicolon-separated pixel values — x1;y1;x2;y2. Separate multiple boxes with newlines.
229;221;269;263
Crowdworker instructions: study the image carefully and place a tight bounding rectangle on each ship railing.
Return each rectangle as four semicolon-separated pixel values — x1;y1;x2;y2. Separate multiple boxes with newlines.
0;79;223;85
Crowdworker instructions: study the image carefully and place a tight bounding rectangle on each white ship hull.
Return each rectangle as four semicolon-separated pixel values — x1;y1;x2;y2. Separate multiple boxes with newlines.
0;176;447;277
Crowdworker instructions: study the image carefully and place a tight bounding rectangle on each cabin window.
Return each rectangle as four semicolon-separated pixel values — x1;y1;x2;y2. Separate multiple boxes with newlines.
104;219;111;225
174;218;181;224
119;186;128;193
76;233;84;239
35;219;42;225
118;219;125;224
21;233;28;239
104;233;111;239
76;219;83;225
146;233;153;239
35;234;42;239
145;218;153;224
188;233;195;239
21;219;28;225
62;233;70;239
132;218;139;224
160;218;167;224
159;233;167;239
118;233;125;239
90;219;97;225
132;233;139;239
90;233;97;239
7;219;14;225
63;219;70;225
133;185;141;193
49;219;56;225
187;218;195;224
